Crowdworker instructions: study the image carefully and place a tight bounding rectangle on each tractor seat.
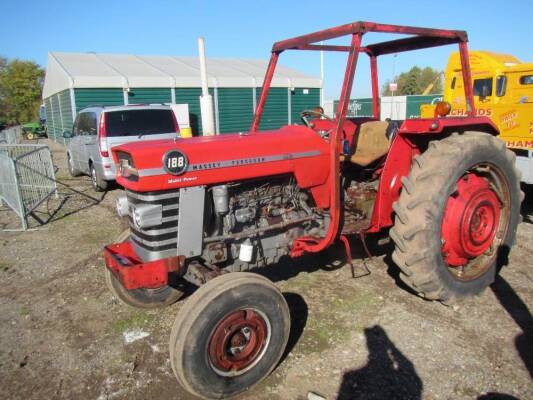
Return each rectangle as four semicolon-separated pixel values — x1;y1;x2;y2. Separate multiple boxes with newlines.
349;120;392;167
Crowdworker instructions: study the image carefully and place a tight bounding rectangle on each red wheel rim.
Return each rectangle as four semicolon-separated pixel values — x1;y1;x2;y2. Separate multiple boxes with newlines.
208;308;270;376
442;171;506;280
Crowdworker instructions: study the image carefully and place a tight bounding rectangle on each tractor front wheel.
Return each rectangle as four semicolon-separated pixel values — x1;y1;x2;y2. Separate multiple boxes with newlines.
104;267;183;309
169;272;290;399
391;131;522;304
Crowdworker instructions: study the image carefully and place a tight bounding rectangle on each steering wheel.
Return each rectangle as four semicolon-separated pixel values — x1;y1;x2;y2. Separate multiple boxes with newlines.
300;106;334;128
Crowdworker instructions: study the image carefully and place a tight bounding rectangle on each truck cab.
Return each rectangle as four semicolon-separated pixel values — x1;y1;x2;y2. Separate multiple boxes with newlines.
421;51;533;183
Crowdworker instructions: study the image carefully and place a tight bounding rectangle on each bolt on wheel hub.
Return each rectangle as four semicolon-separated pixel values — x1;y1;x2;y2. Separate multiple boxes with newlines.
208;308;270;376
442;173;501;267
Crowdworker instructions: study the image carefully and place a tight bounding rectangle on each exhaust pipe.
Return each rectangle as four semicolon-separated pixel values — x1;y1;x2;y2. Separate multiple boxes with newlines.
198;37;215;136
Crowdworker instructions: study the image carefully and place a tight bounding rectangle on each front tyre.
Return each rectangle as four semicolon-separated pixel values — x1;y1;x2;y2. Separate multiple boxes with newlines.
169;272;290;399
104;267;183;309
391;132;522;304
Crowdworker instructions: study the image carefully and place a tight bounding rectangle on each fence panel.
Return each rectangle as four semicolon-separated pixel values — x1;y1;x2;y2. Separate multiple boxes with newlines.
0;126;22;144
0;144;57;230
0;152;24;223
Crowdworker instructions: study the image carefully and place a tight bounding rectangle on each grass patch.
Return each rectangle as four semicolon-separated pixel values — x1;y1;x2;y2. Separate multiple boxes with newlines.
110;310;156;334
19;307;30;316
290;275;383;355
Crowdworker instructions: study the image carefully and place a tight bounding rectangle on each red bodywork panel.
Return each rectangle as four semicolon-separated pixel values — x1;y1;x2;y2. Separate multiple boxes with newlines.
114;125;332;208
398;116;498;135
104;241;183;289
366;116;499;232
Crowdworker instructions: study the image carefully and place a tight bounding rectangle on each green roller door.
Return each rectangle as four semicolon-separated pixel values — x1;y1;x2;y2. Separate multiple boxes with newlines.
174;87;213;136
74;88;124;112
255;87;288;131
291;88;320;125
334;97;374;117
217;88;254;134
58;90;74;135
128;88;172;105
50;95;62;141
44;98;55;141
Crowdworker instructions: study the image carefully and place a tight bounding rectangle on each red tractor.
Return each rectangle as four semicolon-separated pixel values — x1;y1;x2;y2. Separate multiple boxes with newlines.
104;21;522;399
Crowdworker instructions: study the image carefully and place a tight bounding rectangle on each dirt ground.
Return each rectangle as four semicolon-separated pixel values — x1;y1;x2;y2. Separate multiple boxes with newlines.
0;139;531;400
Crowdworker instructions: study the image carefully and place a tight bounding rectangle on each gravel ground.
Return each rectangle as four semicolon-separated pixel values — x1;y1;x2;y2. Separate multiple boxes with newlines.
0;139;531;400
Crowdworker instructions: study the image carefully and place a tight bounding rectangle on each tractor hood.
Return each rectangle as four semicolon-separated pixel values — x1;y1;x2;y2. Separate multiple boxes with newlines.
112;125;330;193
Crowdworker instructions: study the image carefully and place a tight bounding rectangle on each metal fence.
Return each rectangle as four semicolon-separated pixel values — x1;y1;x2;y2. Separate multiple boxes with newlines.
0;126;22;144
0;144;57;230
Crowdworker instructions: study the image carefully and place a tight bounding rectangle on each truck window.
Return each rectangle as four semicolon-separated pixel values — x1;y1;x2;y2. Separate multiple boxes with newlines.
105;109;175;137
473;78;493;96
496;76;507;97
519;75;533;85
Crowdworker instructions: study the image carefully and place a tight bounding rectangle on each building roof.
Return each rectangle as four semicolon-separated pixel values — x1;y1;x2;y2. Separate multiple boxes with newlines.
43;52;322;99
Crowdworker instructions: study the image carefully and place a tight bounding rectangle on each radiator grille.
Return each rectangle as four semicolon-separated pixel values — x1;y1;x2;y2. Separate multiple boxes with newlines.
127;189;179;253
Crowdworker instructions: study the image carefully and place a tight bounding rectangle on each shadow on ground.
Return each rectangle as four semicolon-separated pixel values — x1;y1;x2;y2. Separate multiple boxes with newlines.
521;183;533;223
336;325;423;400
281;292;308;362
491;276;533;378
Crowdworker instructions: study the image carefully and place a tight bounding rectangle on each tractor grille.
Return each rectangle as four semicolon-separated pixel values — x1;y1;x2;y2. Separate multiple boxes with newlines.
127;189;179;260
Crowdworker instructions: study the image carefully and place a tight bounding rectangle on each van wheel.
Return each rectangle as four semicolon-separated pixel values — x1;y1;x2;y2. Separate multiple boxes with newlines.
104;267;183;309
170;272;290;399
391;131;522;304
90;163;108;192
67;154;81;177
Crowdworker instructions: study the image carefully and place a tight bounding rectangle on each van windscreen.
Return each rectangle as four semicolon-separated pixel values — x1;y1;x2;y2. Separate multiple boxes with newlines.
105;109;175;137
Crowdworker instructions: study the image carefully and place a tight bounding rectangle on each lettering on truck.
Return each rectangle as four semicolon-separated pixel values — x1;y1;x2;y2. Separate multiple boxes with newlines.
449;108;492;116
505;140;533;149
500;110;519;131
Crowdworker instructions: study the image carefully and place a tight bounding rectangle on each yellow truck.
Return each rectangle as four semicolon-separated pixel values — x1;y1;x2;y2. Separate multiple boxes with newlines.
421;51;533;183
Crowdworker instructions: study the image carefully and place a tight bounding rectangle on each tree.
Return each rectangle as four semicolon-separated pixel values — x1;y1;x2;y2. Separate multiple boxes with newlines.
0;58;44;125
381;66;442;96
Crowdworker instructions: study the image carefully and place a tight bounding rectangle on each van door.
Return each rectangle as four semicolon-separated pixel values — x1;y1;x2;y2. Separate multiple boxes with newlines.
80;112;98;174
69;114;82;170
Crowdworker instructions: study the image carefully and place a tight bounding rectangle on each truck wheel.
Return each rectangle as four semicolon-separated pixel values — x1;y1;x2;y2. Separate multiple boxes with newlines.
391;131;522;304
169;272;290;399
90;163;108;192
67;153;81;177
104;267;183;309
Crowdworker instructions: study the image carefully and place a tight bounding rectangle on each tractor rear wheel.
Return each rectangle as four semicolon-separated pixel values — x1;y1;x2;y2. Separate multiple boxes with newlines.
391;131;522;304
169;272;290;399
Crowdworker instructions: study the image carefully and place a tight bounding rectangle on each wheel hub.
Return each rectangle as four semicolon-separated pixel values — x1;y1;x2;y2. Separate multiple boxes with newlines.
442;173;501;267
208;309;269;376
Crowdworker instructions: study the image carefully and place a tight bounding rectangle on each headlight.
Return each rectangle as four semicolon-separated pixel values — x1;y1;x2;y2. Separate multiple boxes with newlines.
131;203;163;229
132;207;142;228
116;194;129;217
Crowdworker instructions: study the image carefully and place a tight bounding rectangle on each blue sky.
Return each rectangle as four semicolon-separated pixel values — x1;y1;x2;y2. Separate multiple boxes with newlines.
1;0;530;100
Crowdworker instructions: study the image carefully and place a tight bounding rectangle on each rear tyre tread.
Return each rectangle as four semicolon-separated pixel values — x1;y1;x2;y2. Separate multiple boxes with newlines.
391;131;521;304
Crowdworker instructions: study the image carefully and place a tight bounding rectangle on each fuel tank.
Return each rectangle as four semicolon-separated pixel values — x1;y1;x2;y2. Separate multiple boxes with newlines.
112;125;331;200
